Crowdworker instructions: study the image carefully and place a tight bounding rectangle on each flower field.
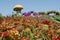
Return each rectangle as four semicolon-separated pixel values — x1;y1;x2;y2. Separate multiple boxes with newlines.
0;12;60;40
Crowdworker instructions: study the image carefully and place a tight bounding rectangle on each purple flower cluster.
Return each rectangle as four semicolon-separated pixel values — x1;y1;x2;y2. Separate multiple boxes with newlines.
23;11;39;17
33;12;39;17
23;12;32;16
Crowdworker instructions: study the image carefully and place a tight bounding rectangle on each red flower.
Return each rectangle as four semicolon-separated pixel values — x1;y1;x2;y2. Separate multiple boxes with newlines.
3;32;9;37
57;36;60;40
0;32;2;37
52;36;60;40
25;37;30;40
12;26;16;28
42;20;51;25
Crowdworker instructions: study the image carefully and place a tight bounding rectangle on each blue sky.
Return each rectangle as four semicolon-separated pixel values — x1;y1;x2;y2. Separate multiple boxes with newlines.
0;0;60;16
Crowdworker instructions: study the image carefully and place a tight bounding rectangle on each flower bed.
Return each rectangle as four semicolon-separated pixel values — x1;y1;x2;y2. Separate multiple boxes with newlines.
0;14;60;40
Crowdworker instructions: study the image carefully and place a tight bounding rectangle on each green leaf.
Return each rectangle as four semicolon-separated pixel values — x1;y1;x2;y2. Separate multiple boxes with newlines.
2;36;13;40
29;33;34;40
2;37;6;40
49;17;55;21
55;16;60;21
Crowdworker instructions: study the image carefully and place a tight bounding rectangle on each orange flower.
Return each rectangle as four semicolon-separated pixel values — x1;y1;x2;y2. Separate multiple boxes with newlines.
48;28;54;35
34;32;40;36
21;37;30;40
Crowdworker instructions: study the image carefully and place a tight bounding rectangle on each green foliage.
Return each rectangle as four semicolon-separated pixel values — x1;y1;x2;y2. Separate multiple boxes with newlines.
0;13;3;18
2;36;13;40
55;16;60;21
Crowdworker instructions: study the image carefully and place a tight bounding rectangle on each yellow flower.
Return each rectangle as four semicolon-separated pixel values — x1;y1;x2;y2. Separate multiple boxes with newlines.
25;28;31;33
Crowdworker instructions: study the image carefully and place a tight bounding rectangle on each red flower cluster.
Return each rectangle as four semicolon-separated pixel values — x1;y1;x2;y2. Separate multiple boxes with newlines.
3;32;9;37
12;26;16;28
42;20;51;25
0;32;9;37
52;36;60;40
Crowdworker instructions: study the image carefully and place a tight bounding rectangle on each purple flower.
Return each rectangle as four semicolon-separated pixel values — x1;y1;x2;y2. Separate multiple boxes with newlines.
23;12;32;16
33;12;39;16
